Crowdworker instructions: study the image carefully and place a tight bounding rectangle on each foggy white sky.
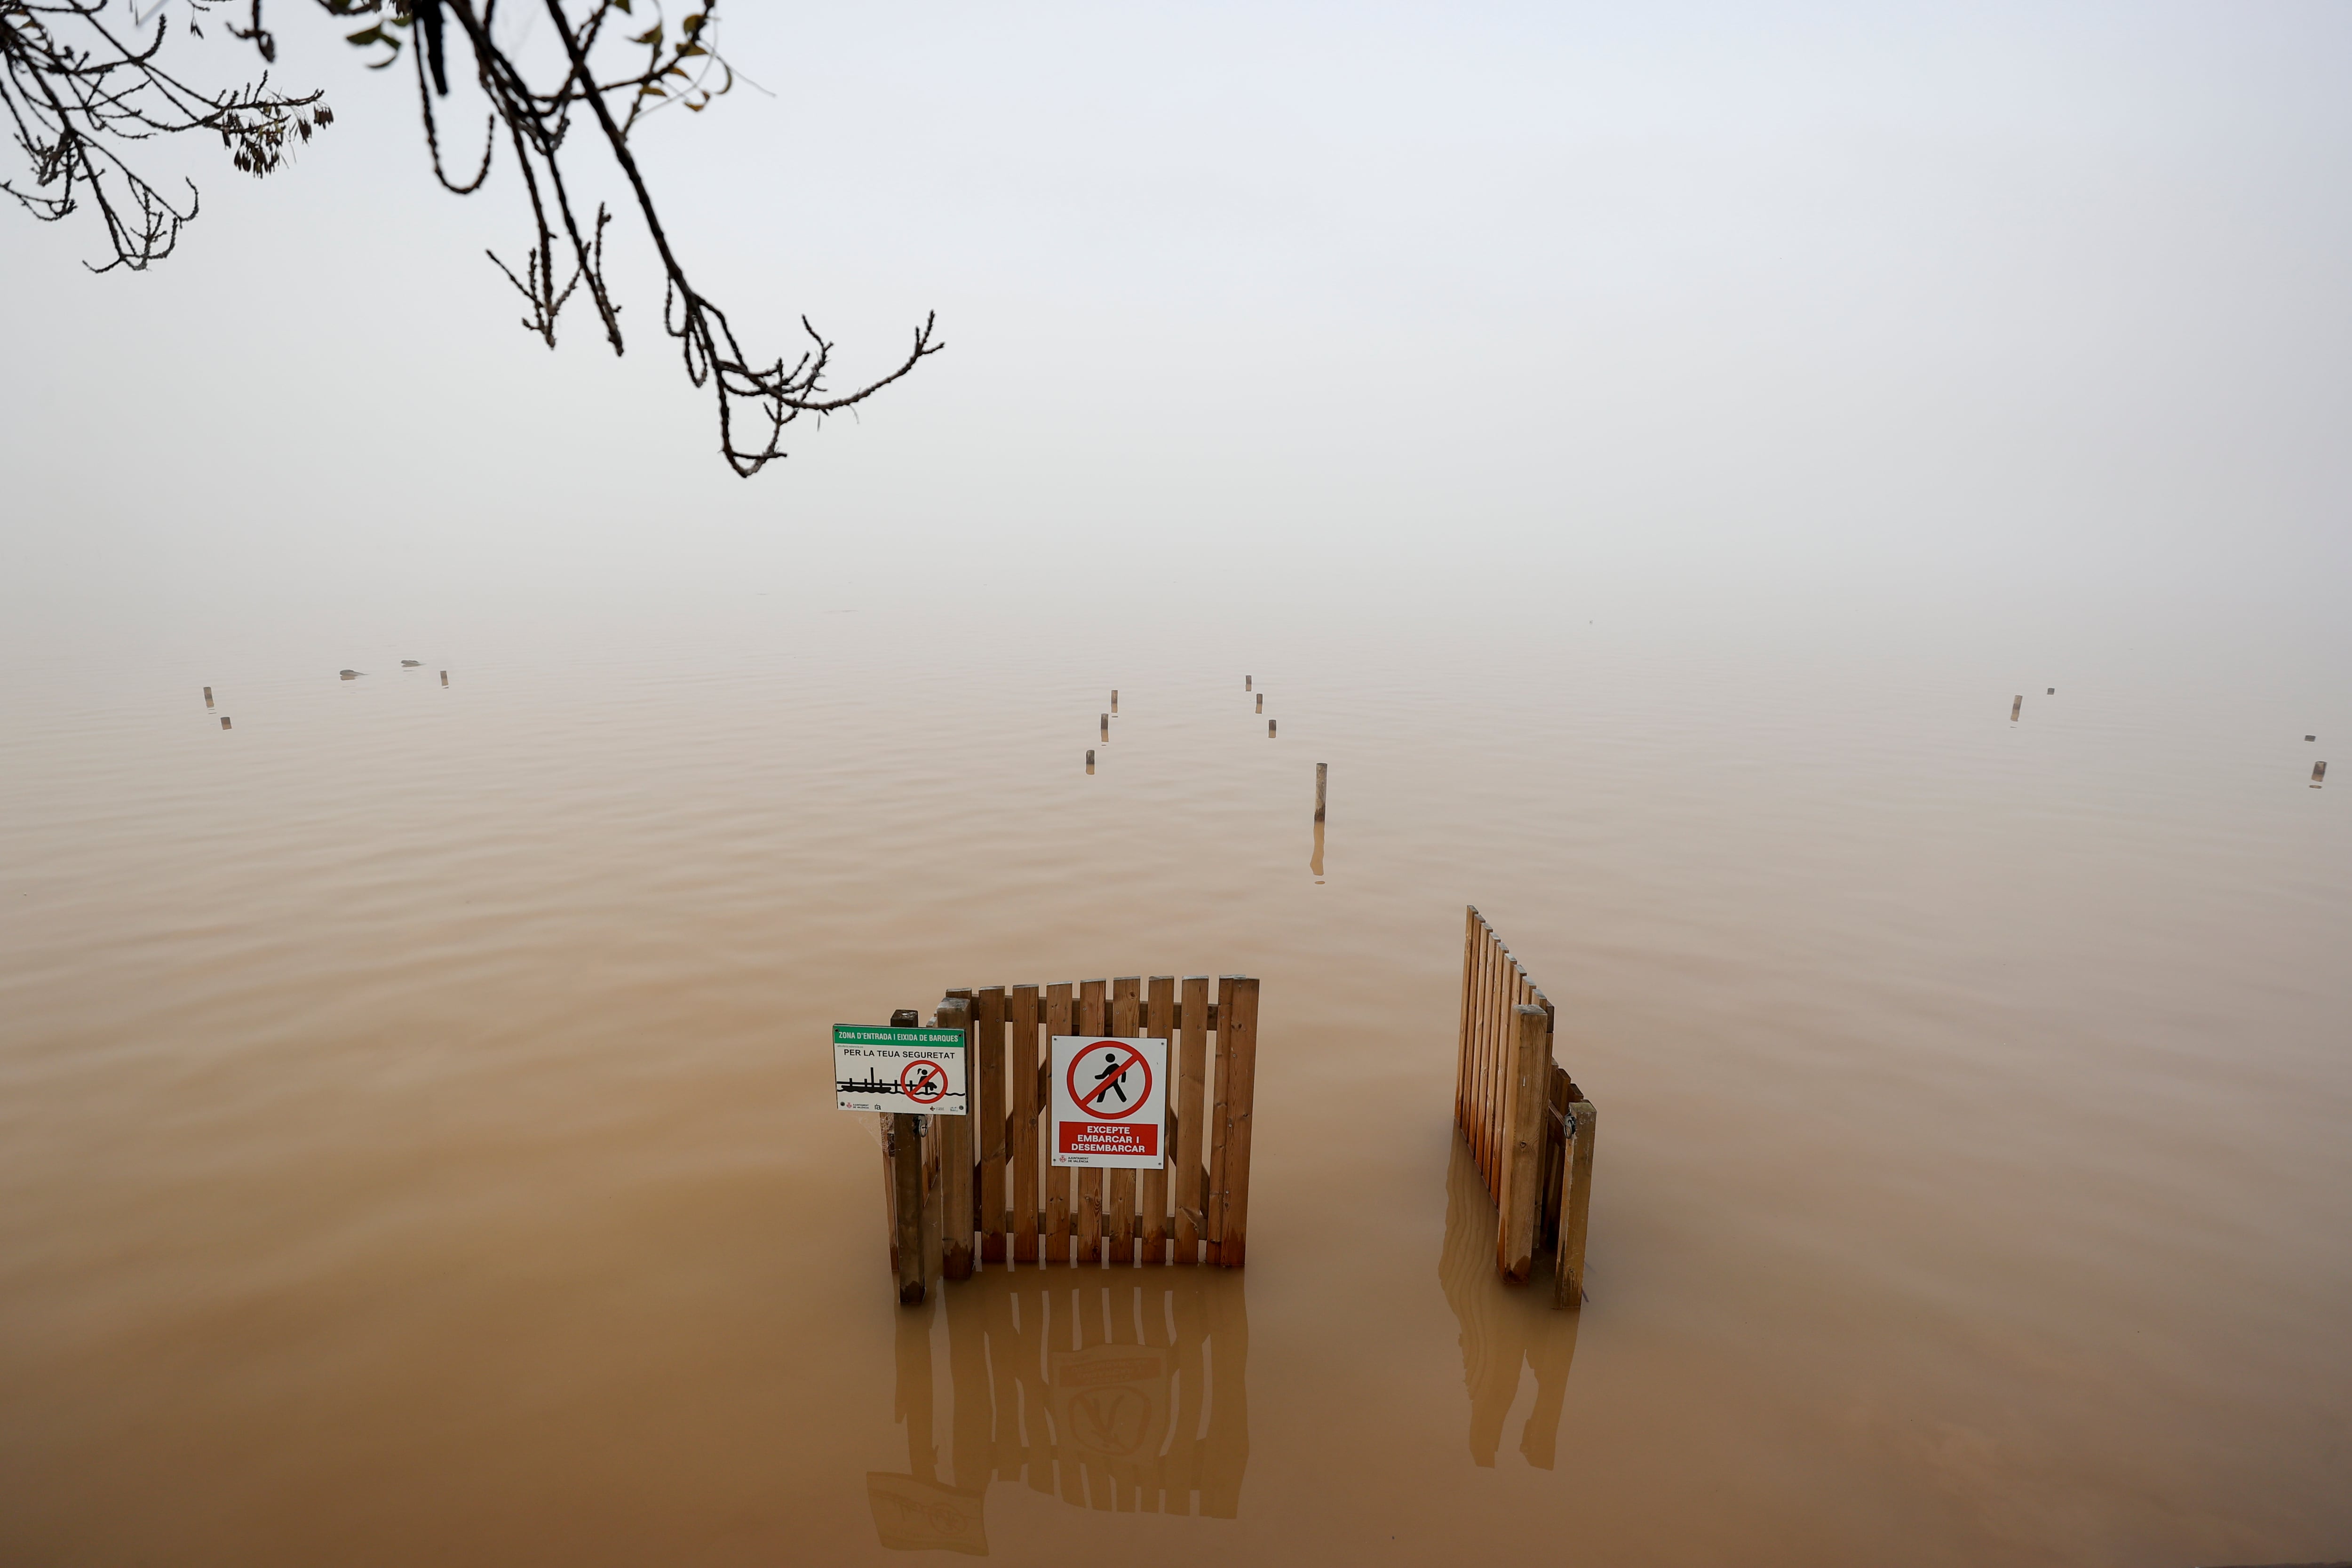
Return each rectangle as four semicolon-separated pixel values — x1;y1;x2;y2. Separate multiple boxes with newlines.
3;2;2348;678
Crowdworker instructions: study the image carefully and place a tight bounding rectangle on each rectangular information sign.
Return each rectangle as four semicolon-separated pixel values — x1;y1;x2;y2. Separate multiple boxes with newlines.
1050;1034;1167;1169
834;1025;968;1116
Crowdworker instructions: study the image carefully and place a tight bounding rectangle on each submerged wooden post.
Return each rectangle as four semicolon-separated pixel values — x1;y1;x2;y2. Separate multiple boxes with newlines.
888;1007;928;1304
935;996;976;1281
1498;1004;1549;1281
890;1111;925;1304
1555;1099;1597;1309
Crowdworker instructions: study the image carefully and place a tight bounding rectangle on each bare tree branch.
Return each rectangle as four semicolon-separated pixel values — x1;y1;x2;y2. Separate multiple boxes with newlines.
2;0;939;473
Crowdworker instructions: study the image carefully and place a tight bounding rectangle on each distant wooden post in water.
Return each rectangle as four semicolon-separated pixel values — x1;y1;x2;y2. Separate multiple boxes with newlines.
1111;689;1119;715
1268;720;1276;738
202;686;213;708
1454;907;1596;1307
2011;695;2023;721
1314;763;1327;823
877;975;1262;1301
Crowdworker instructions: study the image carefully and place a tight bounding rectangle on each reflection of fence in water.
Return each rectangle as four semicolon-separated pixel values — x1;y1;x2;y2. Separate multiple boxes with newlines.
869;1266;1250;1552
1438;1138;1580;1469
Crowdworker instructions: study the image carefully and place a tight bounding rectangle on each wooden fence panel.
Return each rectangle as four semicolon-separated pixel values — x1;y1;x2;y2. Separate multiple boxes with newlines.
1454;907;1593;1308
881;974;1258;1284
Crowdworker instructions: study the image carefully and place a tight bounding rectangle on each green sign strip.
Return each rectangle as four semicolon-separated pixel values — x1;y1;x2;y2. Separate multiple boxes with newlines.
833;1025;966;1049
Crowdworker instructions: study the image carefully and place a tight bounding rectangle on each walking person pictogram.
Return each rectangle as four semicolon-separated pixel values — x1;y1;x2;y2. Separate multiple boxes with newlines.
1091;1050;1133;1105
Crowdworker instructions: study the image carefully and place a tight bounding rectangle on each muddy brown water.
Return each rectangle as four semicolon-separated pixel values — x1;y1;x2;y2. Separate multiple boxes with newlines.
1;600;2345;1567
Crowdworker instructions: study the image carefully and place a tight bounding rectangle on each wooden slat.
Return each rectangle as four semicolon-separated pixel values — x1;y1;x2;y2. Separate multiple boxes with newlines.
972;987;1007;1266
1213;976;1259;1267
1481;925;1508;1192
1175;976;1209;1264
1206;976;1234;1255
1474;922;1497;1189
1109;977;1141;1265
1076;979;1107;1265
1142;976;1176;1265
936;996;976;1281
1045;982;1074;1265
1499;1002;1549;1281
922;1101;946;1288
1556;1098;1597;1308
1010;984;1041;1265
1456;906;1480;1135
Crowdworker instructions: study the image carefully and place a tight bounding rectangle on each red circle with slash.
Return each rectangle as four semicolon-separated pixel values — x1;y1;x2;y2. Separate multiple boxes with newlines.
1067;1040;1152;1120
900;1059;949;1105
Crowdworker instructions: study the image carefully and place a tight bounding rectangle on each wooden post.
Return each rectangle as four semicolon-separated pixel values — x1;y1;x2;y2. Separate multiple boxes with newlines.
1213;977;1259;1267
891;1110;925;1304
1101;713;1109;741
1255;693;1263;714
2011;695;2023;721
1143;976;1176;1265
1498;1003;1549;1282
935;996;976;1281
1011;984;1041;1264
1109;976;1142;1265
922;1109;945;1287
1111;689;1118;715
202;686;213;708
1267;719;1276;738
1175;976;1210;1263
1555;1099;1597;1309
1314;762;1326;823
1045;982;1074;1263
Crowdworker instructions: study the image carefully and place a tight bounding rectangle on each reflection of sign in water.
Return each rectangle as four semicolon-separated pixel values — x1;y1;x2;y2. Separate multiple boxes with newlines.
834;1025;967;1116
1048;1343;1171;1461
1050;1035;1166;1168
866;1472;986;1556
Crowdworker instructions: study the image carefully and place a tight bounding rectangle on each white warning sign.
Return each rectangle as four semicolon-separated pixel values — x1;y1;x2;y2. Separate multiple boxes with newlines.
834;1025;968;1116
1050;1034;1167;1169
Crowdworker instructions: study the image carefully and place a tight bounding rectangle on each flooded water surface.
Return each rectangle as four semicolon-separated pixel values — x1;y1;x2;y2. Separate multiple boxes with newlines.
0;584;2345;1568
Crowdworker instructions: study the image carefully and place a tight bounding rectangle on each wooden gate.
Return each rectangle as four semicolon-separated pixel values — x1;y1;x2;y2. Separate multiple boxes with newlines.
880;976;1261;1303
1456;907;1597;1307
